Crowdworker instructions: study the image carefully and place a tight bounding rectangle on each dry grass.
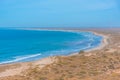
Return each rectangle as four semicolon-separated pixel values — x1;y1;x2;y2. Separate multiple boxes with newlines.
22;51;120;80
0;28;120;80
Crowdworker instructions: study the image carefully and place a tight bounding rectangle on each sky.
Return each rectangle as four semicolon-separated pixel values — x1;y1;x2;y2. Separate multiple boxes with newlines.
0;0;120;28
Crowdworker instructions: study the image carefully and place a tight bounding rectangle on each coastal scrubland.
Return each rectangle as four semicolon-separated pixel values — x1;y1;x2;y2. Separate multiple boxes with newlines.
0;28;120;80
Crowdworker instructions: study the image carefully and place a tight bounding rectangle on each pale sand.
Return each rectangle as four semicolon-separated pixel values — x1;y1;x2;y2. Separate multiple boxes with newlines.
0;57;56;77
0;30;109;78
17;28;109;52
0;63;28;77
32;57;56;68
85;31;109;52
70;31;109;56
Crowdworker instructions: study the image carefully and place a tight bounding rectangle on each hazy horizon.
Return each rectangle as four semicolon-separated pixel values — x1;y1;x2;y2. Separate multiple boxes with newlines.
0;0;120;28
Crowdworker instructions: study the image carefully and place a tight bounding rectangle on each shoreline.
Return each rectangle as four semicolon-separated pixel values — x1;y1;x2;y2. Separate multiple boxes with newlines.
0;28;108;64
0;28;109;78
68;30;109;56
0;57;56;77
85;31;109;52
19;28;109;54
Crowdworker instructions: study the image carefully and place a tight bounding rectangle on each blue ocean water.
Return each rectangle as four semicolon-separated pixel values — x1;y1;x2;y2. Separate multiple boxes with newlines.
0;29;102;64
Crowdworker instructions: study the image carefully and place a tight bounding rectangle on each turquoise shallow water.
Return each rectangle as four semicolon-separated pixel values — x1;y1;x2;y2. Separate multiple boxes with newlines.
0;29;102;64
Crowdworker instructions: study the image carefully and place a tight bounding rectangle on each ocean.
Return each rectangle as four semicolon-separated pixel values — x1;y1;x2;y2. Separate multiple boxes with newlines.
0;29;102;64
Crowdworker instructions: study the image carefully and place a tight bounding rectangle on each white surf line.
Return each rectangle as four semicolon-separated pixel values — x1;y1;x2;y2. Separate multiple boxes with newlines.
0;53;41;64
10;28;105;53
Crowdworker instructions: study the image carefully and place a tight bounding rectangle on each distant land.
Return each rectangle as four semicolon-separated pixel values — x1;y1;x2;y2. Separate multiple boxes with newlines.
0;28;120;80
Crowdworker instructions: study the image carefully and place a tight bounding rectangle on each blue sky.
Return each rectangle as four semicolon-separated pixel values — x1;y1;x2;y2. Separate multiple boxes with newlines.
0;0;120;27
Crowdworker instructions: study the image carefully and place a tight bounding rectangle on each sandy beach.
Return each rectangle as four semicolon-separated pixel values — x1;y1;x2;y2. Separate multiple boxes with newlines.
0;57;56;78
85;31;109;52
17;28;109;52
0;29;108;76
0;28;120;80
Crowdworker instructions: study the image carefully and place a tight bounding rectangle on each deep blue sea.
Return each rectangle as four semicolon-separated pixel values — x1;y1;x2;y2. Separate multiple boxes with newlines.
0;29;102;64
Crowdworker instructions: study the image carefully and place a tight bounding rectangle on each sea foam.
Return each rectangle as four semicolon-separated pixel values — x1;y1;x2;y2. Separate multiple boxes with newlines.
0;29;102;64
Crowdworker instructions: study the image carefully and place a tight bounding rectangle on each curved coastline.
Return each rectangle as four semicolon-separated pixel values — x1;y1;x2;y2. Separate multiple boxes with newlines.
0;28;109;78
17;28;106;53
0;28;105;64
85;31;108;52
